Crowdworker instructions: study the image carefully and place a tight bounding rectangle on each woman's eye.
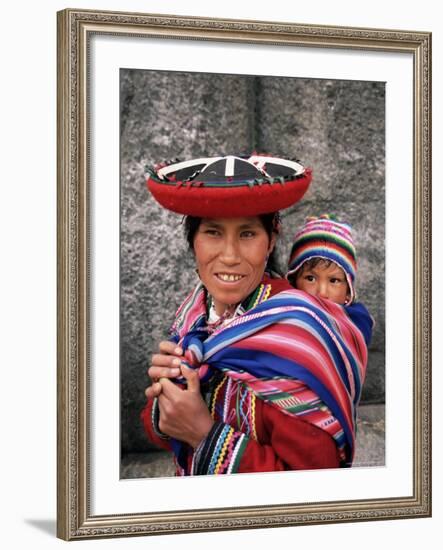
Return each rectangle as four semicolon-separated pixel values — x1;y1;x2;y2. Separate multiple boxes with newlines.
204;229;220;236
240;230;255;238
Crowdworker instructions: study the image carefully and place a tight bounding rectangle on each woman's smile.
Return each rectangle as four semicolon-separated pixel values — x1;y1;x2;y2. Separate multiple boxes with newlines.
215;272;245;283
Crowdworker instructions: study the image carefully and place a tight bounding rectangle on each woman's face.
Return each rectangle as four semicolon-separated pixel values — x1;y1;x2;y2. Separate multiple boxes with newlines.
193;217;275;316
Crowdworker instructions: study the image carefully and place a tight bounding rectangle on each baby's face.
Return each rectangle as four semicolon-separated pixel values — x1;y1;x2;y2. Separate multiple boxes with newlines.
294;260;350;305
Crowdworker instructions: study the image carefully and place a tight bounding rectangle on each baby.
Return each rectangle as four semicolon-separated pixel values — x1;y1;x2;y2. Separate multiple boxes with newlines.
287;214;373;342
287;214;356;305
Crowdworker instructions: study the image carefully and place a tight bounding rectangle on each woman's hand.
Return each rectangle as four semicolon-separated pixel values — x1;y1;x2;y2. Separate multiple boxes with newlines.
157;365;215;449
145;341;184;401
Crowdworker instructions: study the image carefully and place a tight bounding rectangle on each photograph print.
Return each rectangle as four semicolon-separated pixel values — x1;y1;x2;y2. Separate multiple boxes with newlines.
119;68;386;480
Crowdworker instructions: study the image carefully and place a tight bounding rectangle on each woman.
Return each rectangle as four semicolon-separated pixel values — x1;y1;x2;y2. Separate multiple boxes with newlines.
141;155;371;475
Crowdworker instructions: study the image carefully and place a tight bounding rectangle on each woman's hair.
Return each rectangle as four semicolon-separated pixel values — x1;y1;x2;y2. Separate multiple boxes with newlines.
183;214;282;276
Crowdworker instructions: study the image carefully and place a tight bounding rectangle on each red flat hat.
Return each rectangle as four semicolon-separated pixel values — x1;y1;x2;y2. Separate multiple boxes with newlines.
146;155;312;217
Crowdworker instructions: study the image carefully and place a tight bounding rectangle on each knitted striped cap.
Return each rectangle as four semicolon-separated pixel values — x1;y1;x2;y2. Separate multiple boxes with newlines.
287;214;357;303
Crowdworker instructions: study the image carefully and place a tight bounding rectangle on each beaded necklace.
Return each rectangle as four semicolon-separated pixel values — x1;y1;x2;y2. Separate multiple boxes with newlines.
206;281;273;333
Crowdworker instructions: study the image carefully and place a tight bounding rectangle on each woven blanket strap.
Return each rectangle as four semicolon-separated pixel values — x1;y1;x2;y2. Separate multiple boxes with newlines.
177;331;214;384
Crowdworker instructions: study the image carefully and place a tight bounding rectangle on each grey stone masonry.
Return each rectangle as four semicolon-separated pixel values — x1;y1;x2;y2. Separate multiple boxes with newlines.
120;69;385;453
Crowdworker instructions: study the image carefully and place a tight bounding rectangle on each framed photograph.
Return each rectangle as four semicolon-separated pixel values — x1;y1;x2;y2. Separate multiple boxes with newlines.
57;8;431;540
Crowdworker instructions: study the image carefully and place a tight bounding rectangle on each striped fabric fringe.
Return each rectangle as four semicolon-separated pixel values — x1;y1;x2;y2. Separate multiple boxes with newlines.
191;422;248;475
171;283;371;466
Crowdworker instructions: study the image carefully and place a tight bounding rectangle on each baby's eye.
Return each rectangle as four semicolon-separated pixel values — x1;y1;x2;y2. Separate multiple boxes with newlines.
304;275;316;282
330;277;344;284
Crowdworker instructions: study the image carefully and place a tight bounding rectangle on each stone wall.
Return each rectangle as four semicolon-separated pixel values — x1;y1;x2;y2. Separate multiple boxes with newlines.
120;69;385;453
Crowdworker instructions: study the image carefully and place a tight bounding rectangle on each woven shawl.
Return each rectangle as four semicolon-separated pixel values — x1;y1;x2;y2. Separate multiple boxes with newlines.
170;282;371;466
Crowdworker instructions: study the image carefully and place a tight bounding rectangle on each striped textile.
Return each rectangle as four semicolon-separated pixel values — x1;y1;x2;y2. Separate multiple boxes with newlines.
171;283;371;466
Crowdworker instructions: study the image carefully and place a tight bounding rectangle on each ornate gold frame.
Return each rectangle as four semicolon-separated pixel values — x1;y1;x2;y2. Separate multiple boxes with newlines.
57;8;431;540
